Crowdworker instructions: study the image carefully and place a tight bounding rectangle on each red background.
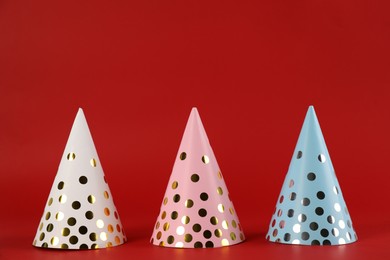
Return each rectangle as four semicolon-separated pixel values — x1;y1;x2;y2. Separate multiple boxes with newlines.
1;0;389;259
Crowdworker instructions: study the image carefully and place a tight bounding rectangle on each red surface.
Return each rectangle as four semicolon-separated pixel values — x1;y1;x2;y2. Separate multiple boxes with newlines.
1;0;389;259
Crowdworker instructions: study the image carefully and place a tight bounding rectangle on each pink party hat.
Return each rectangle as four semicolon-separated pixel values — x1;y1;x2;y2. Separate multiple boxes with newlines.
33;108;126;250
151;108;245;248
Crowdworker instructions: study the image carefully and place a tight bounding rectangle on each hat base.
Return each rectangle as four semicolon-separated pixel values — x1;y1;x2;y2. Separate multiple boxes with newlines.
266;233;357;246
150;237;245;249
32;238;127;250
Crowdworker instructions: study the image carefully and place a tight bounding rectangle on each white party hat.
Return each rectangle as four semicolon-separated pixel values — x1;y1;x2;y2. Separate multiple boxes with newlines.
33;108;126;250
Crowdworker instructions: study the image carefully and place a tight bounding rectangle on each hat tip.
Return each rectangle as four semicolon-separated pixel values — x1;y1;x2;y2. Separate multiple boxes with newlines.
190;107;200;116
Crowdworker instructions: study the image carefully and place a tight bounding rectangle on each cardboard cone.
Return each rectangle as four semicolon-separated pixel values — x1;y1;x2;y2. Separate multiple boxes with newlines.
151;108;245;248
33;108;126;250
266;106;357;246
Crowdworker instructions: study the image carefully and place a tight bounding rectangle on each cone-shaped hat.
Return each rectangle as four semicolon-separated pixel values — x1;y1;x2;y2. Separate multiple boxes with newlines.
151;108;245;248
33;108;126;250
266;106;357;246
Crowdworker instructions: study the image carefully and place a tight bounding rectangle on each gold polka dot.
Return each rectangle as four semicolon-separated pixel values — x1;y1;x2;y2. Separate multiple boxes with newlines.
69;235;78;244
78;226;87;235
106;242;113;247
156;231;162;239
61;228;70;236
85;211;94;220
159;241;165;246
210;216;218;225
100;232;107;241
221;238;229;246
59;195;67;204
108;224;114;233
222;220;229;229
167;235;174;244
67;153;76;161
48;198;53;206
50;236;59;246
218;171;223;179
55;211;64;221
96;219;104;228
67;217;76;226
39;223;43;231
217;204;224;213
89;233;97;241
201;155;210;164
214;229;222;238
88;195;96;204
41;242;48;248
240;233;245;240
45;212;51;220
229;207;235;215
91;244;99;249
185;199;194;208
39;232;45;241
104;191;109;199
163;222;170;231
184;234;193;242
155;221;160;229
104;207;110;216
180;152;187;160
230;232;236;241
173;194;180;202
57;181;64;190
172;181;178;189
161;211;166;219
163;197;168;205
217;187;223;195
46;223;53;232
115;236;121;245
60;243;69;249
232;220;237;228
176;226;185;235
79;176;88;184
200;192;209;201
181;216;190;225
71;201;81;209
175;242;184;248
191;174;200;182
90;158;97;167
171;211;178;220
192;224;201;232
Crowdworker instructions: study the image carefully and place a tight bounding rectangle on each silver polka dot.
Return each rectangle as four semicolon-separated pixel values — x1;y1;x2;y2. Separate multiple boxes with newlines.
334;203;341;212
339;220;345;229
327;215;335;224
318;154;326;163
297;214;306;223
293;224;301;233
332;228;339;237
292;239;300;244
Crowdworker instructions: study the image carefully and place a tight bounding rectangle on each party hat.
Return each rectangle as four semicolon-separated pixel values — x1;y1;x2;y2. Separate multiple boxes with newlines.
151;108;245;248
33;108;126;250
266;106;357;246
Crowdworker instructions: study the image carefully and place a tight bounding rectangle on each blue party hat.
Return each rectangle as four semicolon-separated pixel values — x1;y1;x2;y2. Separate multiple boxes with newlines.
266;106;357;246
